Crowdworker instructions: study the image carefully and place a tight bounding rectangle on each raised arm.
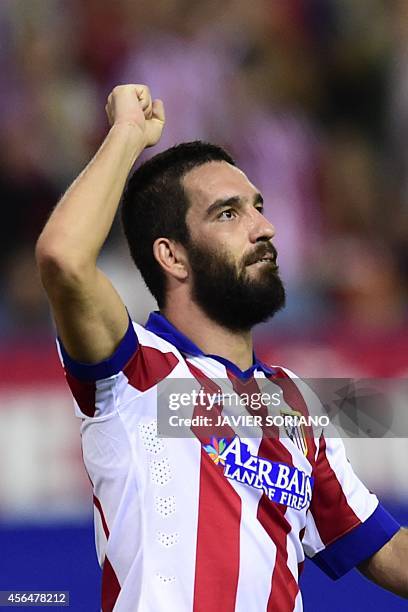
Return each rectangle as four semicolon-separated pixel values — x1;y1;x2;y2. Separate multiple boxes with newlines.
36;85;165;363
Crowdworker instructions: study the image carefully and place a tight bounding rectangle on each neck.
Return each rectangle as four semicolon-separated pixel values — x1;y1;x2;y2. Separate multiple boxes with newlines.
162;298;254;371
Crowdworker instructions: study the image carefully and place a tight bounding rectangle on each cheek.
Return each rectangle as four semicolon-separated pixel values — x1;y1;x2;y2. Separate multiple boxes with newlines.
219;242;245;270
192;223;248;267
217;231;247;255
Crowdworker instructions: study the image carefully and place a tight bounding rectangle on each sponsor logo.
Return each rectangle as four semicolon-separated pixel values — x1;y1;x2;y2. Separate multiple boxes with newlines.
204;436;313;511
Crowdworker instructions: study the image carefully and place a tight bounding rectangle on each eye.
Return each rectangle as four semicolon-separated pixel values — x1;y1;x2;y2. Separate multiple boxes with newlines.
218;208;237;220
255;204;264;214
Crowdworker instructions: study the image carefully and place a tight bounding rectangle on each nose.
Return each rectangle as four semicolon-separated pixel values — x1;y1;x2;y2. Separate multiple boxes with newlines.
247;208;276;243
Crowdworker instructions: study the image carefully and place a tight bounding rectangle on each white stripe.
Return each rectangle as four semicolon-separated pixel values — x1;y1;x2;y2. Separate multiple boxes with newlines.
277;437;307;607
186;355;229;379
303;511;325;557
322;435;378;522
230;438;277;612
293;589;304;611
137;437;201;611
93;504;107;567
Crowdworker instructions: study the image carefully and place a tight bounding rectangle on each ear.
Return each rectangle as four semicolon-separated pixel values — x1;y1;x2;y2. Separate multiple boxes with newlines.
153;238;189;281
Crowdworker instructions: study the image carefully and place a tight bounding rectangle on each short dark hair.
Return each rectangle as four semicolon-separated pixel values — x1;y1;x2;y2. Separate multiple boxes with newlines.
121;140;235;308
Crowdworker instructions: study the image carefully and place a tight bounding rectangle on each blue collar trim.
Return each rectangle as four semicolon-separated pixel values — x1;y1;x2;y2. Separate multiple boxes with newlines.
144;311;276;379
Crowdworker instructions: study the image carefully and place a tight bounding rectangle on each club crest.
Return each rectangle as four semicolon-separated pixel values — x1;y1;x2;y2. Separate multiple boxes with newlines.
280;407;308;455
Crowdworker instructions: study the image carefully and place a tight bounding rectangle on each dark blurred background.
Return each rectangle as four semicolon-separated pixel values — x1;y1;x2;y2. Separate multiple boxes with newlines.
0;1;407;610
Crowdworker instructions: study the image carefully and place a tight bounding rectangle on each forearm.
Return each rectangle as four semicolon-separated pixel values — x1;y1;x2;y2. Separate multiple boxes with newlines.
35;84;163;363
37;122;144;271
359;527;408;598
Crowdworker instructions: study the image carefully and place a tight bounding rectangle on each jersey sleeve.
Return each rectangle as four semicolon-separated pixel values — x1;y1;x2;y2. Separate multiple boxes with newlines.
56;315;138;419
302;433;400;579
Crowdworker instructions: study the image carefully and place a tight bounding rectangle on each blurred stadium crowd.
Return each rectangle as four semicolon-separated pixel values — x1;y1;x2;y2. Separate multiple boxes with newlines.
0;0;407;376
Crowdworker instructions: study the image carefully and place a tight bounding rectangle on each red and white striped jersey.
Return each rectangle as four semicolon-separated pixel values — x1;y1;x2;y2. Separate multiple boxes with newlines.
58;311;399;612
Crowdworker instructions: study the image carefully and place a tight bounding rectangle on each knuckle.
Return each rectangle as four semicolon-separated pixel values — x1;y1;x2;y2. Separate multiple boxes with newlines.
112;84;127;95
141;85;151;98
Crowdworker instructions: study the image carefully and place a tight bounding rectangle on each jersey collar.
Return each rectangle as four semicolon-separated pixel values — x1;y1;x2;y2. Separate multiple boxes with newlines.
144;310;276;379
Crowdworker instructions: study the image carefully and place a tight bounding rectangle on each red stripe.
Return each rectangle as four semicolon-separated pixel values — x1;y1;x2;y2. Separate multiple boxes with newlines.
257;439;299;611
193;449;241;612
65;372;96;417
124;345;178;391
101;556;121;612
93;494;110;539
187;361;236;444
271;368;317;465
228;373;299;612
310;436;360;545
92;491;120;611
186;362;241;612
257;496;299;611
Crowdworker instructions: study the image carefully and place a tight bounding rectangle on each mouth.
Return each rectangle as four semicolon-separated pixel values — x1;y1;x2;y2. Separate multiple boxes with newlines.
254;256;274;264
245;259;279;277
246;255;276;266
243;244;279;270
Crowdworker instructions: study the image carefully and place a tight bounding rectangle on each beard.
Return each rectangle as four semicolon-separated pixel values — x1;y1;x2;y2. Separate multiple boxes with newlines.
185;239;286;331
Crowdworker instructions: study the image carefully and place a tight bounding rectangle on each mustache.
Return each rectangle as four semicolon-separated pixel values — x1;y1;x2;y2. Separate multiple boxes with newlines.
243;243;278;266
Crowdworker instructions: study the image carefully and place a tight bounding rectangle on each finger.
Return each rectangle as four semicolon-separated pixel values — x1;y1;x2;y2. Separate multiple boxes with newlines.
135;85;151;112
152;99;165;123
144;100;153;120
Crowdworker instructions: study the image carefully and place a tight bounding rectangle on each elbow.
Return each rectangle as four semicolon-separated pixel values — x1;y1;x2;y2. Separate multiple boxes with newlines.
35;236;65;279
35;236;91;292
35;237;55;272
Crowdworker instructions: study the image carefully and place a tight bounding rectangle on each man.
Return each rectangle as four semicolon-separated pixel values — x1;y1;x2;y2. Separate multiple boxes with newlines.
36;85;407;611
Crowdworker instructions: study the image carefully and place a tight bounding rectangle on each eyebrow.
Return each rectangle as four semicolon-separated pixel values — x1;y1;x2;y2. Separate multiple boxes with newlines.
205;193;264;218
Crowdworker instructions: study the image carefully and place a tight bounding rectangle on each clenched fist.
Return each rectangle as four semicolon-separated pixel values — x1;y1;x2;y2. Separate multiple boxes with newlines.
105;84;165;148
